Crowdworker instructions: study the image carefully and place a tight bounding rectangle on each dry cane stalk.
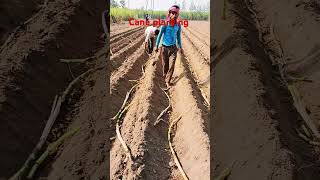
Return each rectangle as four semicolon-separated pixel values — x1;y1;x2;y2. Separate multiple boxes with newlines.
116;106;132;161
9;96;62;180
154;87;171;126
116;104;133;161
60;56;96;63
168;114;189;180
67;64;75;79
302;124;311;138
289;85;320;140
9;65;103;180
61;66;103;102
60;50;107;64
243;0;320;141
296;128;320;146
111;83;138;120
27;127;80;179
200;89;210;107
214;167;232;180
214;161;235;180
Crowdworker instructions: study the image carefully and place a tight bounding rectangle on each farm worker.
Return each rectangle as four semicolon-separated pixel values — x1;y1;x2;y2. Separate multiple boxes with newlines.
145;13;150;21
144;26;160;54
155;5;183;88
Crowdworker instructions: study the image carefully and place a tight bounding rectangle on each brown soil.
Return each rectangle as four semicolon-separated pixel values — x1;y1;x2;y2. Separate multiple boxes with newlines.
0;0;44;46
111;27;144;54
181;25;210;103
110;21;135;37
183;26;210;61
0;0;211;179
39;55;108;180
109;22;210;179
0;0;106;178
168;52;210;180
212;0;320;179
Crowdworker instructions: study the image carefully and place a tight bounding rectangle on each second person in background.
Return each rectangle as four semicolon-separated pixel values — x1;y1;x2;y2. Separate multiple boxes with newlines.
145;26;159;54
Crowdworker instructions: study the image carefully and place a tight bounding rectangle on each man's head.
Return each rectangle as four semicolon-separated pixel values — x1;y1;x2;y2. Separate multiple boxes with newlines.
168;5;180;20
155;29;160;35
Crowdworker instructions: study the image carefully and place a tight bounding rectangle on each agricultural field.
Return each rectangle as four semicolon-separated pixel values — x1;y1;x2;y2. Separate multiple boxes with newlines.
110;7;209;22
2;0;320;179
0;0;108;179
0;0;210;178
109;21;210;179
212;0;320;179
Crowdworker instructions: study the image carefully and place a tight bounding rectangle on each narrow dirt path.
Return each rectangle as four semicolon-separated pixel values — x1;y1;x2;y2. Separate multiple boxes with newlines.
0;0;105;177
182;29;209;63
168;52;210;180
212;0;320;179
181;32;210;105
184;26;210;47
110;44;149;140
110;55;173;179
188;21;210;41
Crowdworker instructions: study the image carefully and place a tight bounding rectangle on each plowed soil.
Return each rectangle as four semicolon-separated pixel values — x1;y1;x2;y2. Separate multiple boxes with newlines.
212;0;320;179
0;3;210;178
109;22;210;179
0;0;107;179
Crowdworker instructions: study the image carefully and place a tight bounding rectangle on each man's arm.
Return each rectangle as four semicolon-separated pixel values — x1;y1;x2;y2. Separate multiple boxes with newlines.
155;26;164;50
145;28;150;43
177;25;182;49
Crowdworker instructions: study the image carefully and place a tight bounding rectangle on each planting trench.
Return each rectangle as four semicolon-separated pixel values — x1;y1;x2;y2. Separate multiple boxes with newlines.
0;6;211;178
109;23;210;179
212;0;320;179
0;0;106;178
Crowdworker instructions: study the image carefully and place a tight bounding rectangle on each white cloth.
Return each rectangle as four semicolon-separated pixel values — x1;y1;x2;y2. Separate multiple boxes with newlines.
145;26;158;43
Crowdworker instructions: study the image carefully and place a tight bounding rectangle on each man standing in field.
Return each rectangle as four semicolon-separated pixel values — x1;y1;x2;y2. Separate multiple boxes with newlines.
144;26;159;54
155;5;183;88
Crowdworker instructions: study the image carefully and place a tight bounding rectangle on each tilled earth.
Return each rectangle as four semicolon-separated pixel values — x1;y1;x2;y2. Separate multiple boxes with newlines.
212;0;320;179
0;0;107;179
109;22;210;179
0;1;210;178
3;0;319;179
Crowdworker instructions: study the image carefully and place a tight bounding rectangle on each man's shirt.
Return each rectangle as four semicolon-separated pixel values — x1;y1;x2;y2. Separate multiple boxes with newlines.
156;24;182;48
145;26;158;43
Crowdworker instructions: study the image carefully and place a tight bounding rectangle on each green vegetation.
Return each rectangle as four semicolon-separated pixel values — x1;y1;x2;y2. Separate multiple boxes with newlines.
110;7;209;22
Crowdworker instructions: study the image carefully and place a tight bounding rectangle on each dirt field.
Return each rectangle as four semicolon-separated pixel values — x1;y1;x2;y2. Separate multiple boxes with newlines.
0;0;107;179
212;0;320;179
3;0;320;179
0;0;44;46
109;21;210;179
0;1;210;177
